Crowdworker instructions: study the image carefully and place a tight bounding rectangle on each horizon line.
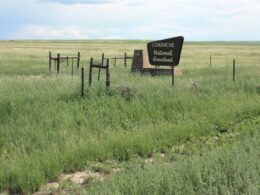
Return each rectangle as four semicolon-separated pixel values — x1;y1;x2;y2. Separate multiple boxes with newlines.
1;39;260;42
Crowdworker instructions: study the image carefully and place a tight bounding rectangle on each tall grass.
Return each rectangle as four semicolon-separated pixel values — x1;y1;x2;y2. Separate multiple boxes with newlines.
85;130;260;195
0;41;260;193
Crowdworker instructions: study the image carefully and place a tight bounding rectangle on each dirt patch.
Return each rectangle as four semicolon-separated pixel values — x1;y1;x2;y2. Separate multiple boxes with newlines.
34;132;241;195
61;171;105;185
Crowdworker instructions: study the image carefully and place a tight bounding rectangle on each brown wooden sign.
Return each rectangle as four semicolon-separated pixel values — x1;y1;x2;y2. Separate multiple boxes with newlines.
147;36;184;66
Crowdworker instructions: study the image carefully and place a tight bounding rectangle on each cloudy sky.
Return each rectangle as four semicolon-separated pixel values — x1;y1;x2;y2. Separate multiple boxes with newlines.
1;0;260;40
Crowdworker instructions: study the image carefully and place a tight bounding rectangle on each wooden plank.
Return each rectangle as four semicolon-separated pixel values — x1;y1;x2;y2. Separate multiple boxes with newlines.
91;64;108;69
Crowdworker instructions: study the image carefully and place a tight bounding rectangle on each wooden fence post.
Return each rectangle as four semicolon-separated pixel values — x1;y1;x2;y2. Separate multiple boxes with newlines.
49;51;52;73
210;55;212;67
98;68;101;81
124;52;127;67
106;59;110;87
102;53;104;65
57;53;60;74
89;58;93;86
98;53;104;81
114;57;117;67
81;67;84;97
77;52;80;69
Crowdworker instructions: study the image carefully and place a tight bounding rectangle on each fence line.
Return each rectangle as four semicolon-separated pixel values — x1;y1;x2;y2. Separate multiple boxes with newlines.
49;51;80;74
101;52;133;67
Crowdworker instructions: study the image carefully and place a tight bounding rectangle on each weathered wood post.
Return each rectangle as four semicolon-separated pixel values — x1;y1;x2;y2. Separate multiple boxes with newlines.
101;53;105;65
57;53;60;74
124;52;127;67
98;53;104;81
114;57;117;67
233;59;236;82
172;66;175;86
81;67;84;97
89;58;93;86
106;59;110;87
77;52;80;69
98;67;101;81
67;56;69;66
49;51;52;73
210;55;212;67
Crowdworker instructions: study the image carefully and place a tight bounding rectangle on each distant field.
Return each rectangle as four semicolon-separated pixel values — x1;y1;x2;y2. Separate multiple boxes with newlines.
0;41;259;194
1;40;260;75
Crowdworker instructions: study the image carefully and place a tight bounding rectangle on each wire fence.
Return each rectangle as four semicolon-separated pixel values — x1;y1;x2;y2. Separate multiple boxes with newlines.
1;51;259;101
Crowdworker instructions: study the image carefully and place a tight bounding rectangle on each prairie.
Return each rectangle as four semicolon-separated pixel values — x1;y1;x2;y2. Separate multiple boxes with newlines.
0;40;259;194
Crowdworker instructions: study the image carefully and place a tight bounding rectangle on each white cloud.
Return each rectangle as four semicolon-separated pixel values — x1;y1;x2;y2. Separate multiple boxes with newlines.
1;0;260;40
37;0;112;5
16;25;89;39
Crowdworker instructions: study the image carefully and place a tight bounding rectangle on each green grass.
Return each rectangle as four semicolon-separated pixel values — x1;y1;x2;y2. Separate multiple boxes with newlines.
0;40;260;193
85;130;260;195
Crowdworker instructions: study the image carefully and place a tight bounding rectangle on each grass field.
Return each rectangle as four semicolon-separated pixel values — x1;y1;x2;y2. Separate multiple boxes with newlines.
0;40;259;194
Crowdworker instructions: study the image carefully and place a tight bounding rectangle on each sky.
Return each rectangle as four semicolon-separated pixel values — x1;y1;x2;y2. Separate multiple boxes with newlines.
1;0;260;40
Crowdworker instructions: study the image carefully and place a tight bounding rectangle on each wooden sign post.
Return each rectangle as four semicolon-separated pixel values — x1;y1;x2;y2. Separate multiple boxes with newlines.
147;36;184;86
172;66;175;86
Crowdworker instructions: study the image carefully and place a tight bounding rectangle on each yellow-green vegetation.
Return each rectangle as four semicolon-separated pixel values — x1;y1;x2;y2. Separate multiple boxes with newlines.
85;130;260;195
0;40;259;194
